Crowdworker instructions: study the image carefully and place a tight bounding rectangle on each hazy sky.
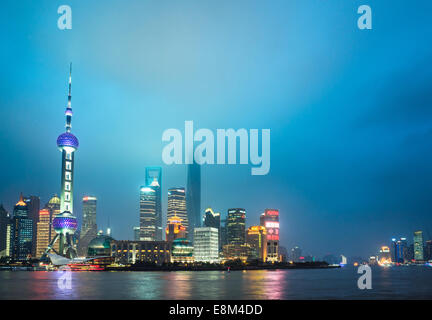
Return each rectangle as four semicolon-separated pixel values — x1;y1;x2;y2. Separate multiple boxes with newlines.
1;0;432;259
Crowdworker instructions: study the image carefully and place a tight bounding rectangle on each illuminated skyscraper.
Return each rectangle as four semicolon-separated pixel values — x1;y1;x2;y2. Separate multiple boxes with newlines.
203;208;221;248
260;209;280;262
227;208;246;245
186;163;201;242
413;231;424;261
133;226;140;241
11;194;33;260
43;64;79;259
36;209;51;258
145;167;162;241
139;186;157;241
0;205;10;257
246;226;267;262
194;227;219;263
78;196;98;256
167;188;188;235
290;246;302;262
24;196;40;257
391;237;407;263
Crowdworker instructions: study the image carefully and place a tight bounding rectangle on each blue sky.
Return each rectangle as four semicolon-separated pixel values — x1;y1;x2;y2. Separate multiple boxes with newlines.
1;0;432;258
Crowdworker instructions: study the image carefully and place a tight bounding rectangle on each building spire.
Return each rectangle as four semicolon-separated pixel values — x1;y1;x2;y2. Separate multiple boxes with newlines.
65;62;73;132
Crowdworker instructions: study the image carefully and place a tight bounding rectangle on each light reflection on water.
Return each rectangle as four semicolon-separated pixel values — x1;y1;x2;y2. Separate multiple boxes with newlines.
0;266;431;299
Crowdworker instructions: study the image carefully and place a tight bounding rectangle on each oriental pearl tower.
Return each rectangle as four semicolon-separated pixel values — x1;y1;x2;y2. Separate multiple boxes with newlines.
43;63;79;259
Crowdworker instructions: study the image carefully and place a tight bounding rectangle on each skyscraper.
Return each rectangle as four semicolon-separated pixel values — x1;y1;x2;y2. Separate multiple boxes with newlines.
194;227;219;263
139;186;157;241
78;196;98;256
203;208;221;248
227;208;246;245
166;215;187;242
133;226;140;241
167;188;188;235
186;163;201;242
391;237;407;263
413;230;424;261
24;196;40;257
145;167;162;241
260;209;280;262
11;194;33;260
246;226;267;262
0;205;10;257
43;64;79;259
36;209;51;258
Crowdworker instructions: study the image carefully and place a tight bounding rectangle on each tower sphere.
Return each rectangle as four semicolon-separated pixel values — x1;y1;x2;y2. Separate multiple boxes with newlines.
57;132;79;151
52;211;78;234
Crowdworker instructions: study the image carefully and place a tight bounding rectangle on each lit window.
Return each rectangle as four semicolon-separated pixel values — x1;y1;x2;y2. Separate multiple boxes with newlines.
65;192;70;201
65;182;71;191
65;172;71;181
66;161;72;170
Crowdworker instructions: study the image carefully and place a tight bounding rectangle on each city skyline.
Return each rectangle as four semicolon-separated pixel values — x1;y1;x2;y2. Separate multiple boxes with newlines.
1;1;432;259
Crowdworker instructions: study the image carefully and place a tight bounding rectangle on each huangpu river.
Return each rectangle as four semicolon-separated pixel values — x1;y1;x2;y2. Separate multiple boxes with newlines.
0;266;431;299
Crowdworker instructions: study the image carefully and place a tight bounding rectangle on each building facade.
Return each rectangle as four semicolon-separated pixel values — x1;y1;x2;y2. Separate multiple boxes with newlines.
227;208;246;245
139;186;157;241
167;188;188;235
113;240;171;265
413;231;424;261
260;209;280;262
186;163;201;242
24;196;40;257
194;227;219;263
78;196;98;256
11;194;33;260
171;238;194;264
246;226;267;262
145;167;163;241
166;215;187;242
0;205;10;257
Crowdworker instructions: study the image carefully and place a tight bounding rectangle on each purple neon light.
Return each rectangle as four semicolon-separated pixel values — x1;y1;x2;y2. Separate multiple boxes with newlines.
53;216;77;231
57;132;79;149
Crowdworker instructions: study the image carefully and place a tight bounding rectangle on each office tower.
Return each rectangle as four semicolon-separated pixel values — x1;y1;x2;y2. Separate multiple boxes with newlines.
139;186;157;241
246;226;267;262
46;195;61;253
78;196;98;256
167;188;188;235
166;215;187;242
24;196;40;257
413;231;424;261
260;209;280;262
186;163;201;242
145;167;162;241
391;237;407;263
291;246;302;262
220;218;227;249
11;194;33;260
44;64;79;259
227;208;246;245
133;226;140;241
0;205;10;257
36;209;51;258
194;227;219;263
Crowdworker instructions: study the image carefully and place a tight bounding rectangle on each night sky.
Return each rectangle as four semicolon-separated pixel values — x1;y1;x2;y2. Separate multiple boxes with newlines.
1;0;432;259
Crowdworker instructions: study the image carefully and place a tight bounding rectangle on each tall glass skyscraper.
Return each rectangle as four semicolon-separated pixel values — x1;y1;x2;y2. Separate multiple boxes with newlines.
11;194;33;260
0;205;10;257
167;188;188;235
186;163;201;242
194;227;219;263
260;209;280;262
78;196;98;256
227;208;246;245
139;186;157;241
145;167;162;241
414;230;424;261
24;196;40;257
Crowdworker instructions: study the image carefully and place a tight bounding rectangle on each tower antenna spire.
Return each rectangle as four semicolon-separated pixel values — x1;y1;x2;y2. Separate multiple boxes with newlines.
65;62;73;132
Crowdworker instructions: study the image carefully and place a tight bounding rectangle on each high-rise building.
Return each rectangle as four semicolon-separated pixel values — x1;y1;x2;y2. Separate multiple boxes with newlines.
145;167;162;241
166;215;187;242
139;186;157;241
43;64;79;259
0;205;10;257
291;246;302;262
36;209;51;258
227;208;246;245
413;231;424;261
24;196;40;257
220;217;227;249
203;208;220;247
391;237;407;263
260;209;280;262
186;163;201;242
193;227;219;263
246;226;267;262
167;188;188;235
379;246;392;264
133;226;140;241
11;194;33;260
78;196;98;256
425;240;432;261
